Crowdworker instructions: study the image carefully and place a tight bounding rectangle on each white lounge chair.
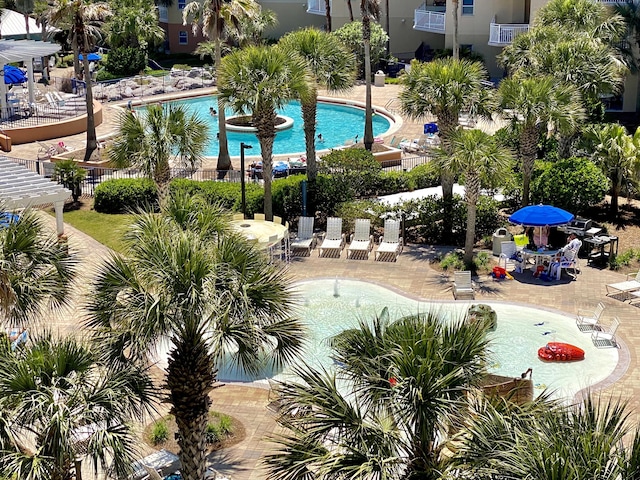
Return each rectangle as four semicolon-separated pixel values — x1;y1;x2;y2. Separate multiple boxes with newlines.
375;219;403;261
318;217;345;258
290;216;317;256
591;317;620;348
453;271;475;300
347;218;374;259
576;302;605;332
606;271;640;297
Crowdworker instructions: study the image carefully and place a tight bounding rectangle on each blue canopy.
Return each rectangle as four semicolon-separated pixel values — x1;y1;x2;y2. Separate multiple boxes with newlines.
3;65;26;85
79;53;101;61
508;205;574;227
0;212;19;228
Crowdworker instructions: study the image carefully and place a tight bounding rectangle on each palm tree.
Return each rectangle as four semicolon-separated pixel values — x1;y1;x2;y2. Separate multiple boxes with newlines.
587;123;640;218
498;76;585;207
361;0;380;152
106;0;165;51
229;8;278;47
399;57;494;231
448;394;640;479
0;208;77;327
452;0;459;59
183;0;259;175
324;0;331;32
108;103;209;205
14;0;35;39
346;0;354;21
48;0;111;161
615;0;640;52
264;309;492;479
217;45;311;220
278;28;356;215
439;129;512;264
0;331;156;480
86;194;305;480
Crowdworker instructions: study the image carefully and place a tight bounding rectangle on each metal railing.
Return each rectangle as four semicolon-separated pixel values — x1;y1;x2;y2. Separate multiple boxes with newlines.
0;97;88;128
414;9;445;33
488;23;530;46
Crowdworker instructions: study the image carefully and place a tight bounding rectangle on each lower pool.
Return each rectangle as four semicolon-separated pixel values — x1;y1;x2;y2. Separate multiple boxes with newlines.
214;279;619;401
168;96;393;157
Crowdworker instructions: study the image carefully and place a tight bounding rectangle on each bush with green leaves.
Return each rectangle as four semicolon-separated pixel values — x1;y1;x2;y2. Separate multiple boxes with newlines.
170;179;263;216
205;412;233;445
531;157;607;214
150;419;169;445
272;174;306;220
332;21;388;78
105;46;146;77
376;170;411;196
406;163;441;190
52;159;87;202
319;148;382;199
335;199;380;233
94;178;158;213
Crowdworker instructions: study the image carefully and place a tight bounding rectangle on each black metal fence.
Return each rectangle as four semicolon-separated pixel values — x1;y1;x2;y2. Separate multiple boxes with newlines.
7;153;430;200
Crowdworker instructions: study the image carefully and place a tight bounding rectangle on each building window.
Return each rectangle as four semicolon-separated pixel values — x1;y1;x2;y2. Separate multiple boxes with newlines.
178;0;186;9
179;31;188;45
462;0;474;15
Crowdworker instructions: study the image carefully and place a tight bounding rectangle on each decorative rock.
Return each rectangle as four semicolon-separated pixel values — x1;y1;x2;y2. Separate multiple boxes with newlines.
467;304;497;331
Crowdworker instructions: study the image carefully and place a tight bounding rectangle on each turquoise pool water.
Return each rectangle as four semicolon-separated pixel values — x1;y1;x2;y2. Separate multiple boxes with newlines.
214;279;619;400
169;96;392;157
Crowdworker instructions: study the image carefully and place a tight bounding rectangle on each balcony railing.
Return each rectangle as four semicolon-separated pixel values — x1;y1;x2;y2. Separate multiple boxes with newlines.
488;23;530;46
414;7;445;34
307;0;330;15
599;0;622;4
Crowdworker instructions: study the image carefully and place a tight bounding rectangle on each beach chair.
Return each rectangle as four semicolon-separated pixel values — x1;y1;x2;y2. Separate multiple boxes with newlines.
318;217;345;258
591;317;620;348
606;271;640;297
290;216;317;256
498;241;518;270
453;271;475;300
576;302;605;332
375;219;403;261
347;218;374;259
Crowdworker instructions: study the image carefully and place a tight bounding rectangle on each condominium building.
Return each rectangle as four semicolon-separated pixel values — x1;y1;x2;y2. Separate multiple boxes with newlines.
159;0;638;112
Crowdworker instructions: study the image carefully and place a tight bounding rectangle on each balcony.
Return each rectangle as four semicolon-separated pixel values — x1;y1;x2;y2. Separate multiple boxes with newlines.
414;3;446;34
307;0;331;15
599;0;622;4
488;23;530;46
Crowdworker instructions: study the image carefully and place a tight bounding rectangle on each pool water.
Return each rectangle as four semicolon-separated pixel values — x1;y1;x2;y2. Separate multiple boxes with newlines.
170;97;392;157
216;279;619;401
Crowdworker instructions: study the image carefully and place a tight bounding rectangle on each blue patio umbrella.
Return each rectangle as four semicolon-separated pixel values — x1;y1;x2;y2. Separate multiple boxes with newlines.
78;53;102;61
508;204;574;227
3;65;27;85
0;212;19;228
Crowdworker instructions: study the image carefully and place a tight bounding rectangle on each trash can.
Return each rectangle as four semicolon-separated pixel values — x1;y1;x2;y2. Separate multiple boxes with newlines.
492;227;513;256
374;70;385;87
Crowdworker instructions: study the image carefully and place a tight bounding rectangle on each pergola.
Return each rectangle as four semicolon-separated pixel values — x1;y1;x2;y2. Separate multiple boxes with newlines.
0;157;70;235
0;39;61;113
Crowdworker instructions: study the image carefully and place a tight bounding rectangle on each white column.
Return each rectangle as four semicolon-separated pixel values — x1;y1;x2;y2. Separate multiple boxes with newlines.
0;63;7;119
54;200;64;235
26;58;35;104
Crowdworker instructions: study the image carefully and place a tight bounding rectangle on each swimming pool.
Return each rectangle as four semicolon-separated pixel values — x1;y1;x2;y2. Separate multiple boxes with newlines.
214;279;620;401
169;96;393;157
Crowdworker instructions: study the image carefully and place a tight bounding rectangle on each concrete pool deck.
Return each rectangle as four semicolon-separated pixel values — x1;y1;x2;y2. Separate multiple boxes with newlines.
45;215;640;480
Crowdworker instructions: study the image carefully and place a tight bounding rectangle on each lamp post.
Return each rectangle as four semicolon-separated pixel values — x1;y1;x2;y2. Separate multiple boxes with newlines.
240;142;253;218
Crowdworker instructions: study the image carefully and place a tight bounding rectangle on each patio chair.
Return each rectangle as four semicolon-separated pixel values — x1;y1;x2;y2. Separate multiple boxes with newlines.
576;302;605;332
290;216;317;256
606;270;640;297
375;219;403;261
550;248;580;280
347;218;374;259
232;213;244;220
253;213;265;221
453;271;475;300
591;317;620;348
318;217;345;258
498;241;518;270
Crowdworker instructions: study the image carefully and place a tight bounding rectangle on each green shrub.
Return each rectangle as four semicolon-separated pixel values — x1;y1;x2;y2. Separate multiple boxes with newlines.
407;163;440;190
94;178;158;214
531;157;607;214
96;69;122;82
52;160;87;203
439;251;465;271
170;179;263;216
105;46;147;77
205;412;233;445
335;200;380;233
376;170;411;196
319;148;382;199
150;420;169;445
272;174;305;220
609;248;636;271
60;54;74;67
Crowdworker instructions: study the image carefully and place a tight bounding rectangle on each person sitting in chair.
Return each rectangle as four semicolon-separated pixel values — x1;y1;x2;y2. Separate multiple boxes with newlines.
550;233;582;280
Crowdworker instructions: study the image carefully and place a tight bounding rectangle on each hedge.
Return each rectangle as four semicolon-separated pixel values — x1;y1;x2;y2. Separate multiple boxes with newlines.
94;178;158;213
171;179;263;216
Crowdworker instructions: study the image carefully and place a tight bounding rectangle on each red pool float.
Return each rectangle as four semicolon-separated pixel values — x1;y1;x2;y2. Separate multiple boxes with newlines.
538;342;585;362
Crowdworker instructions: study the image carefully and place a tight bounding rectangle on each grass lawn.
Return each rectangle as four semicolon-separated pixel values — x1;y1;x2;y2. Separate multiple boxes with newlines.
52;208;134;254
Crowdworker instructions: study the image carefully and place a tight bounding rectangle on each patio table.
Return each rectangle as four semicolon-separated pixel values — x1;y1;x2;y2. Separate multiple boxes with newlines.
230;219;288;248
522;248;561;273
